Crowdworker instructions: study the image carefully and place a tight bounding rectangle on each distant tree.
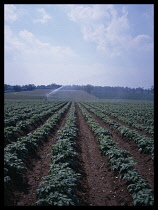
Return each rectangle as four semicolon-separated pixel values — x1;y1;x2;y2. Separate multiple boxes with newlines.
84;84;93;94
13;85;21;92
28;84;36;91
4;84;8;91
4;84;14;92
23;84;36;91
150;86;154;94
37;85;46;89
50;83;61;89
135;87;142;94
132;88;136;93
141;87;144;94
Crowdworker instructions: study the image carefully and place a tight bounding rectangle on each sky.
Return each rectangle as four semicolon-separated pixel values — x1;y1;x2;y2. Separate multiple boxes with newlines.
4;4;154;89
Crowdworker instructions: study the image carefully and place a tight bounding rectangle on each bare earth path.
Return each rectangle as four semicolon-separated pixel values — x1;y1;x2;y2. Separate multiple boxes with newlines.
75;104;133;206
81;103;154;190
8;102;153;206
11;105;71;206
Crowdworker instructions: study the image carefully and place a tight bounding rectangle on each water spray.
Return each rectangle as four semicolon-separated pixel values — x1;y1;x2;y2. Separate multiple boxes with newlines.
46;86;64;100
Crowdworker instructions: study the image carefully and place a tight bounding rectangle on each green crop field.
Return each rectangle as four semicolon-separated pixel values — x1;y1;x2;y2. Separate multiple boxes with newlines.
4;89;154;206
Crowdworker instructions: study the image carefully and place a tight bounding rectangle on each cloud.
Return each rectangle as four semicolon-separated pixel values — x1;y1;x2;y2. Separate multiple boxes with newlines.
4;4;17;21
5;26;77;60
66;4;153;56
33;8;52;23
67;4;109;22
5;25;25;54
5;25;78;85
130;34;153;51
4;4;27;22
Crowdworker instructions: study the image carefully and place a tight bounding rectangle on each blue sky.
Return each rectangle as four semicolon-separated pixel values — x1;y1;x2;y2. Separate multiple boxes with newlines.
4;4;154;88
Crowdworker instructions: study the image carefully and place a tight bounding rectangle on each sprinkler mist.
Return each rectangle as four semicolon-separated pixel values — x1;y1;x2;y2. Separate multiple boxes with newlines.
46;86;64;100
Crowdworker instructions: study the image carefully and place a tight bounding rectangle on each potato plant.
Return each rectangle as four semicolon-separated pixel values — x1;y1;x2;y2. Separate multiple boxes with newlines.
4;101;67;145
81;102;154;159
36;102;81;206
78;102;154;206
4;102;71;199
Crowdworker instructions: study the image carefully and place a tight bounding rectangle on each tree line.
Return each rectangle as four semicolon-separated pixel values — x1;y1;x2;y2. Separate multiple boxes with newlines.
4;83;154;100
64;84;154;100
64;84;154;95
4;83;61;92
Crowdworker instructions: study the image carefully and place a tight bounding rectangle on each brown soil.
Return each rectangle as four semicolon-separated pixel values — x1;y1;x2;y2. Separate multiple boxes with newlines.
5;102;153;206
9;104;71;206
75;104;133;206
81;104;154;191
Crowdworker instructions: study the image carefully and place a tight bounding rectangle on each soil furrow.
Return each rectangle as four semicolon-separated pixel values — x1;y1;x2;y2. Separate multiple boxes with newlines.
75;103;133;206
11;104;71;206
81;103;154;190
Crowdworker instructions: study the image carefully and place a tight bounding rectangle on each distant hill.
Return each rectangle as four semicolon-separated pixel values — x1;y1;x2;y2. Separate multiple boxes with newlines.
48;90;98;101
63;85;154;101
4;85;153;101
4;89;53;100
5;83;154;101
4;89;98;101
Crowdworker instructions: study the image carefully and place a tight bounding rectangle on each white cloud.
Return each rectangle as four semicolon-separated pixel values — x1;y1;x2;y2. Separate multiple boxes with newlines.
68;5;108;22
4;4;27;22
5;26;76;60
5;25;25;53
5;26;78;85
5;4;17;22
131;34;151;45
130;34;153;51
66;4;153;56
33;8;52;24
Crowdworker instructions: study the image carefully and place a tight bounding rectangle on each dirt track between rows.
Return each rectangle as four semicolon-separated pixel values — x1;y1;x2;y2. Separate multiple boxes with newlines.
7;102;153;206
75;104;133;206
81;103;154;191
10;104;71;206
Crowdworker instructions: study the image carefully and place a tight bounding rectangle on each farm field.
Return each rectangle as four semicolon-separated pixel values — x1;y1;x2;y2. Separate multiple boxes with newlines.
4;90;154;206
4;89;54;100
4;89;98;101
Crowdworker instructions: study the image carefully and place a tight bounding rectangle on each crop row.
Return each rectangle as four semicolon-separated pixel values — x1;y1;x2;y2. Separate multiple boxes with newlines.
36;102;81;206
4;102;71;204
4;101;67;145
81;102;154;160
77;102;154;206
4;101;62;127
86;102;154;137
88;102;154;127
4;99;56;113
116;116;153;137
